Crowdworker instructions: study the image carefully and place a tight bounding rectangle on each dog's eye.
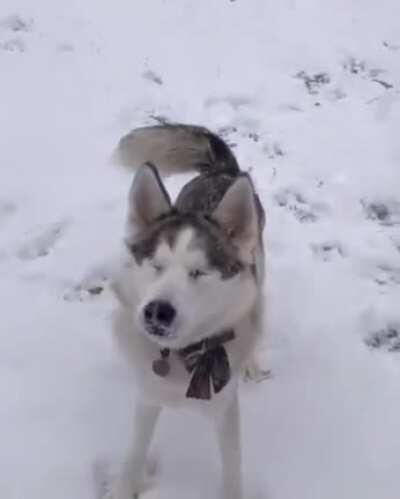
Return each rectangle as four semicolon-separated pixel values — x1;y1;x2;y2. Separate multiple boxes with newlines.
152;263;164;274
189;269;207;280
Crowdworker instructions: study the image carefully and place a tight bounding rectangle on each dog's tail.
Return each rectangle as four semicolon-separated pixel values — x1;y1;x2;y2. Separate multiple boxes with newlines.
111;124;240;176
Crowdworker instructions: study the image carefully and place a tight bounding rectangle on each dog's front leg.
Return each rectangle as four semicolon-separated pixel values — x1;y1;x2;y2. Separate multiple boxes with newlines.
112;404;161;499
216;393;242;499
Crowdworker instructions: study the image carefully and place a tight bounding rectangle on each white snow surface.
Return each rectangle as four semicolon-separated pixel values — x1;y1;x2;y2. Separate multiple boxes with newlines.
1;1;400;498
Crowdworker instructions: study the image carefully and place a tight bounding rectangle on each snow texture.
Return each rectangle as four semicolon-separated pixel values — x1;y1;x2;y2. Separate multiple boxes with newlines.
0;1;400;498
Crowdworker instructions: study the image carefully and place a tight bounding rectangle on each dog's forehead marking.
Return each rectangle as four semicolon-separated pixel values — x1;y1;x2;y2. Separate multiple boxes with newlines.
153;239;172;260
174;227;195;253
154;227;207;267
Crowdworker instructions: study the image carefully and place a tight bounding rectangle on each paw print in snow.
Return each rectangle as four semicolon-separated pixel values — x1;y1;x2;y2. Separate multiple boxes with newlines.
365;324;400;352
311;241;345;262
374;264;400;286
362;199;400;226
274;188;328;223
295;71;330;95
0;14;33;33
17;220;69;260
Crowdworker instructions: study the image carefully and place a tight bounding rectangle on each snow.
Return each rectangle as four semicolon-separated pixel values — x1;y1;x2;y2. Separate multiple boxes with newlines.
1;0;400;498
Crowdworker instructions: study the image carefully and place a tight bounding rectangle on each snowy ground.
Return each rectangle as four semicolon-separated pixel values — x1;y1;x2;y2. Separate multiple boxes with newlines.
1;1;400;498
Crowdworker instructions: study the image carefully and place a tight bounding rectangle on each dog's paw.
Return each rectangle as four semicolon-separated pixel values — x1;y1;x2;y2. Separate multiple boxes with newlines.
93;460;142;499
96;456;158;499
105;478;141;499
243;364;272;383
105;492;139;499
104;491;138;499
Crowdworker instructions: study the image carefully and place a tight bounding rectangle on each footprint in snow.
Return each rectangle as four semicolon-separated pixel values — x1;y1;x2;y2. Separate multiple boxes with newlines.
142;69;163;86
56;42;75;53
63;280;108;302
274;188;329;223
0;38;25;52
215;126;285;161
262;140;284;159
0;14;33;33
392;238;400;254
374;264;400;287
383;40;400;52
295;70;330;95
205;94;254;111
0;14;33;53
362;199;400;226
63;262;116;302
311;241;345;262
17;219;69;261
365;324;400;352
342;56;393;89
241;131;285;158
216;125;238;149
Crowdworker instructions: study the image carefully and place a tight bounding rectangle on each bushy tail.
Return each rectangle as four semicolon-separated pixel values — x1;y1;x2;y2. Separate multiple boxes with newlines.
111;124;239;176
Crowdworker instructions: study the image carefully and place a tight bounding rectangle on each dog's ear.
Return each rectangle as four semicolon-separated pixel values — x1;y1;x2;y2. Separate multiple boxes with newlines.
212;175;258;259
126;163;171;237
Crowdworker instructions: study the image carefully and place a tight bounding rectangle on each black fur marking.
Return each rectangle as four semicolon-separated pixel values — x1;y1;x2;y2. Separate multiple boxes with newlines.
128;211;244;279
176;173;235;214
143;161;172;208
205;131;240;174
126;132;264;279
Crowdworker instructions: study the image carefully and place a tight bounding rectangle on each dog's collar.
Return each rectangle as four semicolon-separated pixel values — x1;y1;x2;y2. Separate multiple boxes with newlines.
152;329;235;400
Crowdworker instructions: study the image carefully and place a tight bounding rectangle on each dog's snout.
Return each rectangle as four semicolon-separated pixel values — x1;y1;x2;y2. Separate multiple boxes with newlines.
144;300;176;328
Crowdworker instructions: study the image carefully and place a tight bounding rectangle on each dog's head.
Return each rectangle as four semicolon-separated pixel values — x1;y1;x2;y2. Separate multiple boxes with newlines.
121;163;261;349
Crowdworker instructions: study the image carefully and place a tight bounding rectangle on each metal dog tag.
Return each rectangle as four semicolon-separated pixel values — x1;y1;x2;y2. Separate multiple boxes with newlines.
152;358;170;377
152;349;171;377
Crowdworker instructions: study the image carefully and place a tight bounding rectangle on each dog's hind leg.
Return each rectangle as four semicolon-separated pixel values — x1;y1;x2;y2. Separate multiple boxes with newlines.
111;404;161;499
216;393;242;499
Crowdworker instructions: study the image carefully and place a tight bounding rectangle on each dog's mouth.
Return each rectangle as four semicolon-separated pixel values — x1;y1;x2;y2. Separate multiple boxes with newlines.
144;323;176;339
141;321;181;349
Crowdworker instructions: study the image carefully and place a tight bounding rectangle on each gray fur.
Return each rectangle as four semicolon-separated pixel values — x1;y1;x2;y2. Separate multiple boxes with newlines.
110;125;268;499
127;211;244;279
113;124;239;175
115;124;265;279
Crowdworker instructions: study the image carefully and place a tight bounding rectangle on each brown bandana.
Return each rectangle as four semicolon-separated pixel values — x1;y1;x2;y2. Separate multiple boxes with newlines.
152;330;235;400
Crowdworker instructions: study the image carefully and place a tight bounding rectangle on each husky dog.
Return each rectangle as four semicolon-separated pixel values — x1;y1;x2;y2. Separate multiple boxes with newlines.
110;124;266;499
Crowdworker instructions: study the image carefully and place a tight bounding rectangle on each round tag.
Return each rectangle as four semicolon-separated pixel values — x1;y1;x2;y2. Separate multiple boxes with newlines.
152;358;170;377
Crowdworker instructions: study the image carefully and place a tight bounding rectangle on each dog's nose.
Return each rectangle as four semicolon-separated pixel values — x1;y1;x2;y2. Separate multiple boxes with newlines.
144;300;176;327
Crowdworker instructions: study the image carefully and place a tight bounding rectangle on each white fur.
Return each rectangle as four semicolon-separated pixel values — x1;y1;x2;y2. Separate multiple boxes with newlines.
119;229;258;349
109;172;265;499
